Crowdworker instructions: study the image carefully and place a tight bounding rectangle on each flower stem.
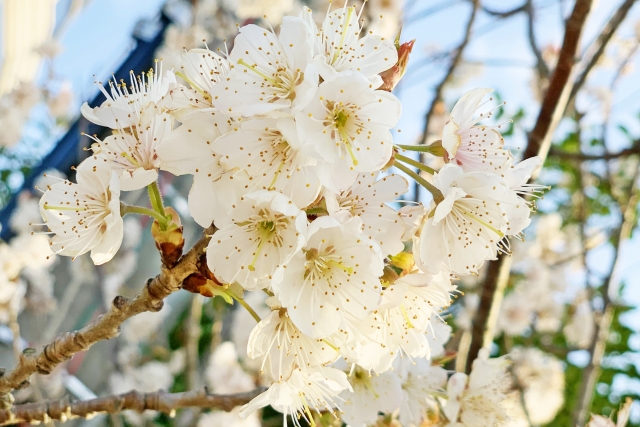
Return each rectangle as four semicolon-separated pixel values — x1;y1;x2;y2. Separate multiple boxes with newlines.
147;181;167;217
229;293;261;323
395;153;436;175
121;204;167;224
396;144;436;153
394;161;444;203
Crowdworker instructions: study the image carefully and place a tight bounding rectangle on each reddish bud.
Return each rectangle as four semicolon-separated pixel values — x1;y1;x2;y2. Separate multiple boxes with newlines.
379;38;415;92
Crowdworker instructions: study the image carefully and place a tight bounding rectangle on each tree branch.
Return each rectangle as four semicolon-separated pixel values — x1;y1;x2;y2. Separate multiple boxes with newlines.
0;387;264;425
522;0;593;162
0;226;215;396
525;0;550;80
465;0;594;373
482;3;526;18
549;139;640;160
569;0;638;106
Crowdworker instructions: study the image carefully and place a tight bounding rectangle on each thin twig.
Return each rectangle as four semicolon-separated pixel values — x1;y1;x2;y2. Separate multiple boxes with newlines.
482;3;527;18
0;226;215;396
186;295;203;391
525;0;550;81
0;387;264;425
568;0;638;106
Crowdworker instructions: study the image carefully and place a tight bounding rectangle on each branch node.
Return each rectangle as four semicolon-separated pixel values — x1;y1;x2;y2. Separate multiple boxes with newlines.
112;295;127;310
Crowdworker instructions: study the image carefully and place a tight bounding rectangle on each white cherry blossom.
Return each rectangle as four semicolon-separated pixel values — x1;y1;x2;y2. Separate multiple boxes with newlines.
81;63;176;130
396;357;448;427
272;216;384;339
39;158;122;265
296;72;401;192
300;5;397;86
206;190;307;289
247;304;338;381
340;367;403;427
367;270;453;361
162;48;231;116
325;173;408;256
415;164;513;276
443;350;512;427
211;18;317;116
213;118;321;209
157;110;233;227
88;106;171;191
240;366;351;426
441;88;512;174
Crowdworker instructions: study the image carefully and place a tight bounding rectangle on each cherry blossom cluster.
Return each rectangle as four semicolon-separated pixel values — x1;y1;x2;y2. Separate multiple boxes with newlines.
36;3;544;426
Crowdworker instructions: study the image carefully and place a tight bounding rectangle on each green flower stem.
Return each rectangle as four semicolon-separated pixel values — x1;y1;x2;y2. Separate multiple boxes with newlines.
394;161;444;204
395;153;437;175
229;293;261;323
121;204;167;224
147;181;167;218
396;144;437;153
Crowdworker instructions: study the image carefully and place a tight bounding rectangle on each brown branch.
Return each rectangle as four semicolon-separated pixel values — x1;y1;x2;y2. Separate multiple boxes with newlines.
482;3;526;18
522;0;593;161
568;0;638;106
525;0;550;81
549;139;640;160
0;387;264;425
0;226;214;396
465;0;594;373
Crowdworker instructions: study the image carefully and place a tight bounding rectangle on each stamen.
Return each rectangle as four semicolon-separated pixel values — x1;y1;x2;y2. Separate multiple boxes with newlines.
237;59;279;85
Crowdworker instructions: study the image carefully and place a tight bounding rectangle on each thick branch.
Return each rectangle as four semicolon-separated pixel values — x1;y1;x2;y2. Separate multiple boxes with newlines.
522;0;593;161
465;0;594;373
569;0;637;106
0;226;214;395
0;387;264;425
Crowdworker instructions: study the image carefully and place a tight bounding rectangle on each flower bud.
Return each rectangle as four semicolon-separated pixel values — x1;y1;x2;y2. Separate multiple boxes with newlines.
388;251;415;273
379;34;415;92
151;207;184;268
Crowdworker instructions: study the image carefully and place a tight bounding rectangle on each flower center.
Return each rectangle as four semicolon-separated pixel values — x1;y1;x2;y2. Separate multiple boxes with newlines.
303;246;353;279
240;209;289;271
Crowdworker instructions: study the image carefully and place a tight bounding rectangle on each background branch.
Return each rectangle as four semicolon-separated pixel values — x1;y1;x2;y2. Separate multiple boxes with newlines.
0;387;264;425
549;139;640;160
525;0;550;81
568;0;638;106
